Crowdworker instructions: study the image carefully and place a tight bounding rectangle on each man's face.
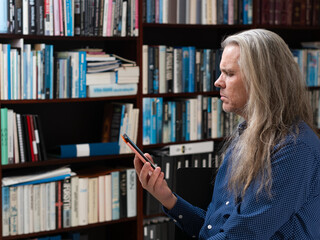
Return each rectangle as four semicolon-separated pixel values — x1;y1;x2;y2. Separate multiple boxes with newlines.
214;45;248;118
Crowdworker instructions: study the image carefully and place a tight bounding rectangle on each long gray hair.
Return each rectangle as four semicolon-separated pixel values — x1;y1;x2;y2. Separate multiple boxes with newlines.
222;29;314;198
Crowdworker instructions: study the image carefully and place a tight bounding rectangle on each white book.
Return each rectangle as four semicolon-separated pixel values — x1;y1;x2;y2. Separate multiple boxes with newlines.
71;176;79;227
0;43;3;99
86;72;116;85
33;184;41;233
88;177;98;224
162;0;169;23
39;183;47;232
17;185;24;235
189;0;197;24
142;45;148;94
211;97;218;138
186;0;190;24
78;177;89;226
98;175;106;222
2;44;8;100
121;1;127;37
9;186;18;236
159;45;167;93
168;141;214;156
189;99;198;140
201;0;207;24
126;169;136;217
29;185;34;233
7;109;14;164
23;185;30;234
102;0;109;36
22;0;29;34
49;181;56;230
212;0;217;24
104;174;112;221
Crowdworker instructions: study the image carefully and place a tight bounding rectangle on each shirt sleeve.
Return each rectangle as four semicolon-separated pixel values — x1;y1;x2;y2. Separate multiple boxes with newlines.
210;140;316;239
163;193;207;237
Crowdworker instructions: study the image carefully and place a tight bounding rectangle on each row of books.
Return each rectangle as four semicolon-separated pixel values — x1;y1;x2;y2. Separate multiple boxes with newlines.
1;108;47;165
0;40;139;100
142;45;221;94
2;167;137;237
101;102;140;154
0;0;139;37
143;141;220;216
143;217;175;240
292;48;320;87
142;96;241;145
259;0;320;26
143;0;253;25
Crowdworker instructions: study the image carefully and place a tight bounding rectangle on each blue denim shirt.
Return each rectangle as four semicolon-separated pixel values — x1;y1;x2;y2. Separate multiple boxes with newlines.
164;122;320;239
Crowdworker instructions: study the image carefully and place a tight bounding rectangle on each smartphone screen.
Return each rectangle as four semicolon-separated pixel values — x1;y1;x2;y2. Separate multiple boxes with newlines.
121;133;156;170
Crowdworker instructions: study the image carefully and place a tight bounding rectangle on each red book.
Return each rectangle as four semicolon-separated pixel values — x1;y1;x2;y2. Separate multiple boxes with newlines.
55;181;63;229
26;115;35;162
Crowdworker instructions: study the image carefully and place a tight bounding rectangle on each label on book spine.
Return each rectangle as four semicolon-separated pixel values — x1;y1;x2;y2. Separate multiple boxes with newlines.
76;144;90;157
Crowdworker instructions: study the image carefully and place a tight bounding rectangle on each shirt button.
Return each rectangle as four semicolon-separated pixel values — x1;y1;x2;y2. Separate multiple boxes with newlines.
207;225;212;230
178;215;183;219
226;201;230;205
192;236;196;238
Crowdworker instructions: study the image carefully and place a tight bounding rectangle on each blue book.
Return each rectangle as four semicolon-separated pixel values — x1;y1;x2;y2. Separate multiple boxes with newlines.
0;1;8;33
159;0;163;23
185;100;190;141
205;49;212;92
306;50;318;87
2;187;10;236
182;47;190;93
207;97;212;138
66;0;73;36
188;47;196;92
12;174;71;187
169;101;176;142
45;45;54;99
5;45;11;100
49;142;120;158
146;0;152;23
156;97;163;143
29;50;34;99
111;171;120;220
223;0;228;24
243;0;249;24
150;98;157;144
78;51;87;98
143;98;151;145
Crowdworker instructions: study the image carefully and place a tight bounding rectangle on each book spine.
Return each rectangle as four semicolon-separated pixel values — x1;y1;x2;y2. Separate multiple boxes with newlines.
78;51;87;98
111;171;120;220
62;178;71;228
2;186;10;236
1;108;8;165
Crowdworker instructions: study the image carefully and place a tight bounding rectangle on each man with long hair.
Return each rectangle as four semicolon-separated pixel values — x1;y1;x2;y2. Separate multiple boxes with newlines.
134;29;320;239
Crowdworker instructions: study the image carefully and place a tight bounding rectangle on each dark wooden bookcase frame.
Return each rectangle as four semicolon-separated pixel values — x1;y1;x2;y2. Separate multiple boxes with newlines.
1;0;320;239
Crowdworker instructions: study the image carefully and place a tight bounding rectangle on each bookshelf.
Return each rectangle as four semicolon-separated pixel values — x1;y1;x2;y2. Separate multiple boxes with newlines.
1;0;320;239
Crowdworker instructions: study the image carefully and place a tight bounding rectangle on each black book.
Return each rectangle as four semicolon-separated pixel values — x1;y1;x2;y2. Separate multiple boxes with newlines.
35;0;44;35
166;47;174;93
175;101;183;142
14;0;22;34
34;114;48;161
74;0;81;35
8;0;15;33
148;46;154;94
119;170;127;218
16;113;27;163
28;0;36;34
